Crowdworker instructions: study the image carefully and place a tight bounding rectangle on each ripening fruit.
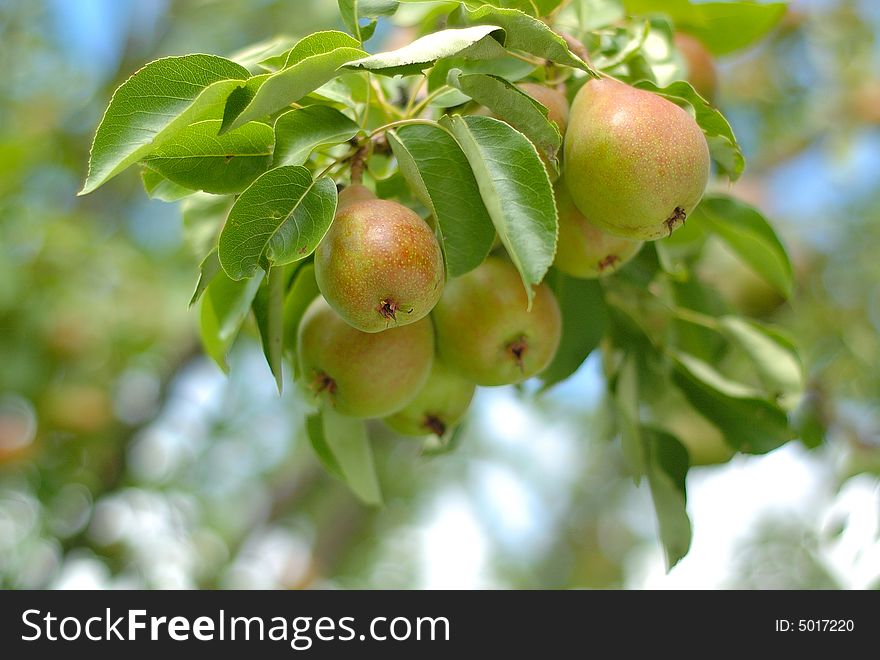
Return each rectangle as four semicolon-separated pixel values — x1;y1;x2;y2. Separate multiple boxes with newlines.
564;77;710;241
518;82;570;135
432;257;562;386
297;296;434;418
315;186;444;333
674;32;718;102
554;181;643;278
384;359;476;437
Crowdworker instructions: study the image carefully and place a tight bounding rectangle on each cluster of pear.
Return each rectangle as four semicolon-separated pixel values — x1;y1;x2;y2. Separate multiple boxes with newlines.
299;182;562;437
296;44;713;437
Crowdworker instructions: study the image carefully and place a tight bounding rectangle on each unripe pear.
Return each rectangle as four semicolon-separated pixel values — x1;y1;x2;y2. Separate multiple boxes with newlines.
384;358;475;437
564;77;710;241
296;296;434;418
432;257;562;386
315;187;444;333
674;32;718;102
554;181;643;278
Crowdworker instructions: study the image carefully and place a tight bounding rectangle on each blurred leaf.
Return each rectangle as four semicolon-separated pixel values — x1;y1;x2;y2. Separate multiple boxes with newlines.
273;106;360;167
447;69;562;160
199;269;265;371
282;263;320;375
141;167;197;201
465;4;597;74
694;194;793;297
338;0;399;42
190;248;221;307
218;166;337;280
623;0;787;55
541;275;607;389
306;413;344;478
81;55;249;194
321;408;383;505
642;426;692;570
224;32;366;132
671;351;791;454
616;355;645;481
387;124;495;277
143;120;273;194
440;115;557;307
252;267;287;392
182;193;234;258
719;316;804;407
634;79;744;180
345;26;506;76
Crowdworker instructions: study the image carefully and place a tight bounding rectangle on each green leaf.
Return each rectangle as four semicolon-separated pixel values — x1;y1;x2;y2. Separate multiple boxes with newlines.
199;269;265;371
306;413;345;478
218;166;337;280
229;35;299;73
623;0;787;55
252;267;287;392
447;69;562;160
345;25;506;76
273;106;360;167
223;32;366;132
80;55;249;194
190;248;222;307
387;124;495;277
671;351;791;454
338;0;399;42
634;79;744;180
642;426;692;570
464;4;597;75
321;408;383;505
440;115;557;307
141;167;196;202
540;274;607;389
616;354;645;481
693;194;793;298
282;262;320;375
719;316;804;408
142;119;273;195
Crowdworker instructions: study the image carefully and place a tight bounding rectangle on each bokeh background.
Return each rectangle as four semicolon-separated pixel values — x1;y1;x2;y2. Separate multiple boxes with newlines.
1;0;878;589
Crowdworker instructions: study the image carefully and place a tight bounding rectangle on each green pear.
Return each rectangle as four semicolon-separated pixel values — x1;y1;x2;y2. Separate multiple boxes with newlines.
296;296;434;418
432;257;562;386
315;186;444;333
554;181;643;278
564;77;710;241
384;358;476;437
518;82;569;135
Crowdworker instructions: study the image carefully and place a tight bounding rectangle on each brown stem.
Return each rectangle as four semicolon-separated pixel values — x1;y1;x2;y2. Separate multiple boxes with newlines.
348;143;370;185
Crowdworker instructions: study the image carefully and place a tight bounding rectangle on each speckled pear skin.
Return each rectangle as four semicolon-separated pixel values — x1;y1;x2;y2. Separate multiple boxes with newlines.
554;182;643;278
518;83;570;134
432;257;562;386
296;296;434;418
564;77;710;241
315;189;445;333
384;358;475;437
674;32;718;103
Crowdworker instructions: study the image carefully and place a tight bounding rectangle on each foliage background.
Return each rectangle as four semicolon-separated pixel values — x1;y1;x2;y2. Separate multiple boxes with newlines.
1;0;878;589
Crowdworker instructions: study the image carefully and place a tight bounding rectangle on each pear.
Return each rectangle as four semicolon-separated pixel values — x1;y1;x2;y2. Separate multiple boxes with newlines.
554;181;643;278
296;296;434;418
384;358;475;437
315;186;444;333
564;77;710;241
432;257;562;386
518;82;569;135
674;32;718;102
